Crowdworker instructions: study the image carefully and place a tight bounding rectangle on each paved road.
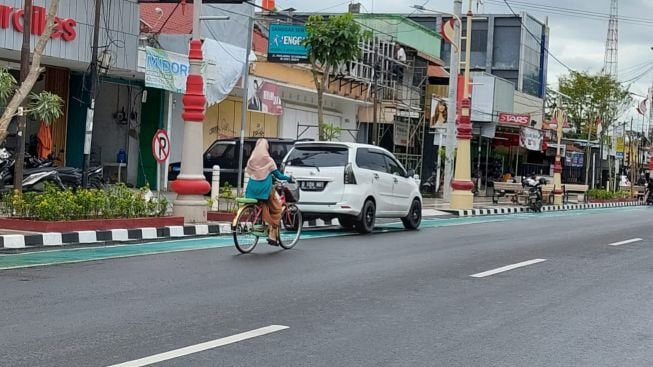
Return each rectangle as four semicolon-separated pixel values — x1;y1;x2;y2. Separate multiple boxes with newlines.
1;207;653;366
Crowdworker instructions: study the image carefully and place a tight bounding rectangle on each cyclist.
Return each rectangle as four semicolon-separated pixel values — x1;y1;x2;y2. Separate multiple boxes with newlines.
245;138;291;246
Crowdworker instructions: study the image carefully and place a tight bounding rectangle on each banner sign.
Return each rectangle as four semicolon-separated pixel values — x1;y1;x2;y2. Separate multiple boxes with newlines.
394;120;410;147
616;136;625;159
145;47;191;93
499;112;530;125
268;24;309;63
520;126;543;151
247;77;283;115
429;95;448;130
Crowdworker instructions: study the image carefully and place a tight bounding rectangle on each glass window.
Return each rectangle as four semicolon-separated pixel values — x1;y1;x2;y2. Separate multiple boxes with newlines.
356;149;388;173
206;142;236;168
385;154;406;177
286;145;349;167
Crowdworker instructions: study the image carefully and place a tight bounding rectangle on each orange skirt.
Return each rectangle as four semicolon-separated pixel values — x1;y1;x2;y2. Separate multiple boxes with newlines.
261;189;282;228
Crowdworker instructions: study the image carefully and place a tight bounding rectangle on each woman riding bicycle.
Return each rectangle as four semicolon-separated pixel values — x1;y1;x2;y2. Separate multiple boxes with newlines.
245;138;291;246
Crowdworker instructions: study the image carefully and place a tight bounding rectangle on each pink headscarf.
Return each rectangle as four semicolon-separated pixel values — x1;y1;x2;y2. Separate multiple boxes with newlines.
246;138;277;180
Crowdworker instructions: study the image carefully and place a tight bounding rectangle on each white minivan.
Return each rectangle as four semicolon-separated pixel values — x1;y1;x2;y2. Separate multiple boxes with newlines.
283;142;422;233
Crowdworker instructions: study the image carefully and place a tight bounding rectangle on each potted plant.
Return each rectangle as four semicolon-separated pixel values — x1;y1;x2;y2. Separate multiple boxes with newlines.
28;91;64;159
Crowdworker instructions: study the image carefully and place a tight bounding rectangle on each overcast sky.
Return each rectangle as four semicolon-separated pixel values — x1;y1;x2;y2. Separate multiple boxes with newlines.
275;0;653;129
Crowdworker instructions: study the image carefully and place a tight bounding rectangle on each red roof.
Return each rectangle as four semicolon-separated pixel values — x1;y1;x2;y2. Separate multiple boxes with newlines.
428;64;449;78
253;27;267;53
140;3;193;34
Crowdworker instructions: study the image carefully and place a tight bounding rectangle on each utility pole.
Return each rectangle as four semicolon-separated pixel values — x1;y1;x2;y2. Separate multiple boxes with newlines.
14;0;32;191
443;0;463;201
236;15;254;196
82;0;102;188
371;42;379;145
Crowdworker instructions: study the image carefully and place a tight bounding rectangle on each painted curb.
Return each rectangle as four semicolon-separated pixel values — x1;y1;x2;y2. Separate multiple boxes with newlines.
444;201;642;217
0;220;342;249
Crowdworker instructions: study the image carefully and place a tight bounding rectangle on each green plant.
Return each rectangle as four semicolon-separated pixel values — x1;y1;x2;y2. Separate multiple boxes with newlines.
0;67;16;105
29;91;64;124
321;123;342;141
303;13;370;140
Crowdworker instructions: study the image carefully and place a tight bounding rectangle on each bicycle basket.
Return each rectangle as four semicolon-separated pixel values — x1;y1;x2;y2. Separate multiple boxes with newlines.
283;182;300;203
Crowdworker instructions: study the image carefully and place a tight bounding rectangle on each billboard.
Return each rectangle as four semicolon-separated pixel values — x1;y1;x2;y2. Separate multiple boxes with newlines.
247;77;283;115
268;24;309;63
429;95;448;130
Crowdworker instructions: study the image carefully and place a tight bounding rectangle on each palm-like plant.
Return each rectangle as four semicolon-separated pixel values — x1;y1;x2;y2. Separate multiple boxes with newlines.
0;67;17;106
29;91;64;125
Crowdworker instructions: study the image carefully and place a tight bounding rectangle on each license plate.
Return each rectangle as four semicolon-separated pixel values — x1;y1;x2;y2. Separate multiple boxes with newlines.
300;181;325;190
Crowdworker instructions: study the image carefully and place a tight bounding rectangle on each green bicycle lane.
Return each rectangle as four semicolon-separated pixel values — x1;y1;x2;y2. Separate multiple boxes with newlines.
0;206;645;271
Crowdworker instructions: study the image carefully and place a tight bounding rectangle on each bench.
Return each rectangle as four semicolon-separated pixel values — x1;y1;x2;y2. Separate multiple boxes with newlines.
492;182;524;204
563;184;589;203
621;185;646;201
541;184;558;204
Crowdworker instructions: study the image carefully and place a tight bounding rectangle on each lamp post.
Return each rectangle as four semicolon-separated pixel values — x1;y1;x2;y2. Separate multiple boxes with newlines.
449;1;475;210
170;0;211;223
411;2;463;202
552;107;567;205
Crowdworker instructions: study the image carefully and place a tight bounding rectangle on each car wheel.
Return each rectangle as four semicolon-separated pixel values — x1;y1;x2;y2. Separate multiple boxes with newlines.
401;199;422;230
356;200;376;234
339;216;356;230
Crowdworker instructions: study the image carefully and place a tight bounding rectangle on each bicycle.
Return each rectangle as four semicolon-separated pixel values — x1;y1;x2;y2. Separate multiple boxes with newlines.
232;180;303;254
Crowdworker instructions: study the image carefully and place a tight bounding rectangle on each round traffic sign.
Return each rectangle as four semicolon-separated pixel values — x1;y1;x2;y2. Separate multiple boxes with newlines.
152;129;170;163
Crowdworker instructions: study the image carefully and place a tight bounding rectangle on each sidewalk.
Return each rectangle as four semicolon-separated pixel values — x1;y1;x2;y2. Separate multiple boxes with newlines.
423;194;642;216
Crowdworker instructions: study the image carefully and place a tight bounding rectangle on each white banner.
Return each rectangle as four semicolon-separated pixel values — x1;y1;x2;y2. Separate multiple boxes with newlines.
520;126;543;151
394;120;410;147
145;40;249;106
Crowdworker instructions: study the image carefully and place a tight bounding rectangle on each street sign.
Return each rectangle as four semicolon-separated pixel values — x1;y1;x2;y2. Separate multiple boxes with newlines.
152;129;170;163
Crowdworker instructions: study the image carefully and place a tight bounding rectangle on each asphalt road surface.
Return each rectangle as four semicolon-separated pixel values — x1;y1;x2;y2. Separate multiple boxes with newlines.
1;207;653;367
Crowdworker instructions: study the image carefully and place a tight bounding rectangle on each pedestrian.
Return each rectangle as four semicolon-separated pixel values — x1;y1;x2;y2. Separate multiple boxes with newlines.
245;138;291;246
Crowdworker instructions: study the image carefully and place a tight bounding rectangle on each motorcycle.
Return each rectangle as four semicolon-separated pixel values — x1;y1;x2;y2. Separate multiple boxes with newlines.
522;176;545;212
644;182;653;205
421;170;437;194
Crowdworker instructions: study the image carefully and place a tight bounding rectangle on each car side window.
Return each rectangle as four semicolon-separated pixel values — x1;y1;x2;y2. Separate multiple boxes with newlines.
356;148;388;173
384;154;406;177
207;143;236;168
207;143;229;160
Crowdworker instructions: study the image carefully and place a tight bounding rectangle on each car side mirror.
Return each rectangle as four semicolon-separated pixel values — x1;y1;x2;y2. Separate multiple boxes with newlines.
406;169;415;178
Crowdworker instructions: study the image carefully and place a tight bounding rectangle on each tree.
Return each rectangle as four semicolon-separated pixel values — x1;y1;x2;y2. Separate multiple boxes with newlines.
558;71;631;189
303;13;369;140
0;0;61;145
558;71;631;137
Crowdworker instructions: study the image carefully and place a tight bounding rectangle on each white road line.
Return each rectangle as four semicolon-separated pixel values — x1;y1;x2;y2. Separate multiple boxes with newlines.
106;325;289;367
470;259;547;278
608;238;643;247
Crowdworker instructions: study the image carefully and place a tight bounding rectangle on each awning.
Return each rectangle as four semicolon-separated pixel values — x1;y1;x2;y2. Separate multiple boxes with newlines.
428;64;449;78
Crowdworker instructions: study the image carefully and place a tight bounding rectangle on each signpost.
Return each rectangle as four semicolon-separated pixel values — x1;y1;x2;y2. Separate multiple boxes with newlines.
152;129;170;198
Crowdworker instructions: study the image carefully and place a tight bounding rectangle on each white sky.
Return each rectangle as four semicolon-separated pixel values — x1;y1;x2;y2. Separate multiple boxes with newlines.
275;0;653;130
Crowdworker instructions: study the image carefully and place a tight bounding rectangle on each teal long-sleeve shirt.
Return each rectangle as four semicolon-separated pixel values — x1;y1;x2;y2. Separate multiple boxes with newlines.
245;170;290;201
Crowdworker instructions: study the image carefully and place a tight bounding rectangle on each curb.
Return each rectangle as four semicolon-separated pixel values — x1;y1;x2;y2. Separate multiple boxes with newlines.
0;220;342;250
444;201;642;217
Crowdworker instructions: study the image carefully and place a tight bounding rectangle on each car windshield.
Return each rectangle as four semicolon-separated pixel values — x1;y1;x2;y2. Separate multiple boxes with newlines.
286;146;349;168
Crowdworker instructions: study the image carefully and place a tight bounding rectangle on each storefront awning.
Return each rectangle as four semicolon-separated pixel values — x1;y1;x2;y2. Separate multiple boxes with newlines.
428;64;449;78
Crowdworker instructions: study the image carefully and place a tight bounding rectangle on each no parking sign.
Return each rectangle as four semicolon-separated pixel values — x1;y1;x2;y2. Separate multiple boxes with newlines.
152;129;170;163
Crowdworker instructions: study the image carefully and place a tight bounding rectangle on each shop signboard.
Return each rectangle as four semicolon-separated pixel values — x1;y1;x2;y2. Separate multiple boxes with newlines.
616;136;625;159
267;24;309;64
499;112;530;125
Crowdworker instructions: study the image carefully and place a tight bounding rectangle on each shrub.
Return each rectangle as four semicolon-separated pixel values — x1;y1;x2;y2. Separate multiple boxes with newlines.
2;183;170;221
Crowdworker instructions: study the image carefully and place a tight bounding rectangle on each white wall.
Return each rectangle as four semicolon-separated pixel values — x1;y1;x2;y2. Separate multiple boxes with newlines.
514;91;544;128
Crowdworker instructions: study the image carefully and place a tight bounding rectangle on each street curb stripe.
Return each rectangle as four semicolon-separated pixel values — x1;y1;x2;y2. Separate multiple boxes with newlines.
0;220;341;249
608;238;643;247
445;201;642;217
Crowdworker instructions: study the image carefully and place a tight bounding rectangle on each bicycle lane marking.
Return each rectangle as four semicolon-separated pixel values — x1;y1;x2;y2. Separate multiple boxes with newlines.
106;325;289;367
0;206;644;271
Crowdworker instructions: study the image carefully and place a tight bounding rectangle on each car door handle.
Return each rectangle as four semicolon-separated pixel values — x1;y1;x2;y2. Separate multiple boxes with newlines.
373;173;379;179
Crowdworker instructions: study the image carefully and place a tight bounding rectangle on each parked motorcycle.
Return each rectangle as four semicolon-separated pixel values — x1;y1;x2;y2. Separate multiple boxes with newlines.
522;175;545;212
644;182;653;205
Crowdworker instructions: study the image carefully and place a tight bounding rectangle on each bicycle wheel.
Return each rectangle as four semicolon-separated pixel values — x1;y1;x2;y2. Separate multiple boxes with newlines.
233;204;262;254
278;204;303;250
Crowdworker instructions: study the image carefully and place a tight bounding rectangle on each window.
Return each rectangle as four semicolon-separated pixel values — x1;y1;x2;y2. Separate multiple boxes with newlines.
385;155;406;177
206;143;234;160
206;142;236;168
356;149;388;173
269;142;293;165
286;146;349;167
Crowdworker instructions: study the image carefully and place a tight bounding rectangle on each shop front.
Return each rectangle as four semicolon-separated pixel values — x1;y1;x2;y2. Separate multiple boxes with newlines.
0;0;140;184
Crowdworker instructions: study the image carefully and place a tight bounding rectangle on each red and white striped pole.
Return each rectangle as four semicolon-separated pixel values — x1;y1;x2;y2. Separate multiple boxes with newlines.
171;0;211;223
